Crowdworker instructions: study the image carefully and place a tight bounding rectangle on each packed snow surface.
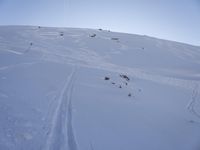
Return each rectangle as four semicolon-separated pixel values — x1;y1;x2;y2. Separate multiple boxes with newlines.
0;26;200;150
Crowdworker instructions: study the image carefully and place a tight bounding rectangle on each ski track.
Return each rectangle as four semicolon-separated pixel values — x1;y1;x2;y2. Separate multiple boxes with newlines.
0;49;24;55
67;76;78;150
44;68;78;150
187;84;200;119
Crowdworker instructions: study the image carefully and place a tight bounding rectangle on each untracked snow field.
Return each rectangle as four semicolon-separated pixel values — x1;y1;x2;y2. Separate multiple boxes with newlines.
0;26;200;150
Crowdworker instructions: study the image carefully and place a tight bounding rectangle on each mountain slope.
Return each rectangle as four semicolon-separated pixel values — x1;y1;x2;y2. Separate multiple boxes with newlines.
0;26;200;150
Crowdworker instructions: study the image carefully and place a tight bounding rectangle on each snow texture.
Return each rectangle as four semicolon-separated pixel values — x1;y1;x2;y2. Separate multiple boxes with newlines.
0;26;200;150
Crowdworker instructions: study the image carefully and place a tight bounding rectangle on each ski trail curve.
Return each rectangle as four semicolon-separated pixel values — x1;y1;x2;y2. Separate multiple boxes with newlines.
44;68;78;150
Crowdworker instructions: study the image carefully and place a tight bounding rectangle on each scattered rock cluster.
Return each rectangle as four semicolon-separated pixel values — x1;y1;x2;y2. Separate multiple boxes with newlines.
104;74;134;98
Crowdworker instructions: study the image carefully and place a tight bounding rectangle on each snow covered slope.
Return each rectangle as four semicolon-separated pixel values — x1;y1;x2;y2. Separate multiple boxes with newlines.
0;26;200;150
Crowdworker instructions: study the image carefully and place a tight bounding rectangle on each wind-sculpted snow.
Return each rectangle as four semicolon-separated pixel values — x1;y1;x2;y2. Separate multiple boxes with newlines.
0;26;200;150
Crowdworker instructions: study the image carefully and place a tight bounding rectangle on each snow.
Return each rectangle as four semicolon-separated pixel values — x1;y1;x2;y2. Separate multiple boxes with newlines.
0;25;200;150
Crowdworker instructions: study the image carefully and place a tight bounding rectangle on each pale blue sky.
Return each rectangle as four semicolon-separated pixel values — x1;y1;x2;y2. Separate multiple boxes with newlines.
0;0;200;46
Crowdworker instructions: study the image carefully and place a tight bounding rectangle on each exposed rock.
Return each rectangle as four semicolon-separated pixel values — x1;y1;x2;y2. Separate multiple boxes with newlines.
90;34;96;37
104;77;110;80
120;74;130;81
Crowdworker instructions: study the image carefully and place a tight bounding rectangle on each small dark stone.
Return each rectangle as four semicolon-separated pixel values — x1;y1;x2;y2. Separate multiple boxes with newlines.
90;34;96;37
60;32;64;36
119;85;122;88
111;82;115;85
189;120;195;123
128;93;131;97
104;77;110;80
111;38;119;41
